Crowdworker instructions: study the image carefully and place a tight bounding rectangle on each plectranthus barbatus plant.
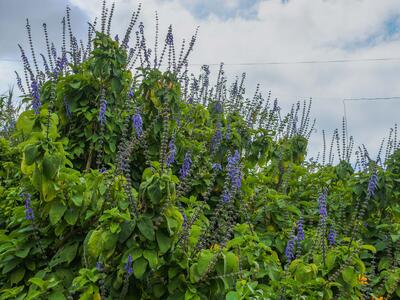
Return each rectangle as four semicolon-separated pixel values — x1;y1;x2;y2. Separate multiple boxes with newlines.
2;0;400;298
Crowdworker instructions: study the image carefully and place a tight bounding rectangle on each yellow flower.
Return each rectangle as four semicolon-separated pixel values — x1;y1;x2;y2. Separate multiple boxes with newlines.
358;274;368;285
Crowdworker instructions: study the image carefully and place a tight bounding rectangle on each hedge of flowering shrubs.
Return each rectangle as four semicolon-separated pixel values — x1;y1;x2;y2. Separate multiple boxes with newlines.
0;2;399;299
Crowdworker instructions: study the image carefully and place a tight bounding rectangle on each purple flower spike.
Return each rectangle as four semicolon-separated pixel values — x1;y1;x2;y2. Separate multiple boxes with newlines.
182;212;188;229
227;150;241;190
99;95;107;126
21;193;34;221
367;173;378;198
328;225;336;246
221;190;230;203
226;123;231;141
296;218;305;241
317;189;328;219
212;163;222;172
124;254;133;275
179;152;192;179
128;84;135;98
166;139;177;167
132;112;143;138
285;229;297;263
30;79;41;115
96;261;103;271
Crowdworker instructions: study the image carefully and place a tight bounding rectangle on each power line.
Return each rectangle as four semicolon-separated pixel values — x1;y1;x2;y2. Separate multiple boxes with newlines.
3;56;400;65
343;96;400;101
189;57;400;66
342;96;400;135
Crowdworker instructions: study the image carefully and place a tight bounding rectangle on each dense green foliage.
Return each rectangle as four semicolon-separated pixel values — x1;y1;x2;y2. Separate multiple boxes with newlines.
0;7;400;300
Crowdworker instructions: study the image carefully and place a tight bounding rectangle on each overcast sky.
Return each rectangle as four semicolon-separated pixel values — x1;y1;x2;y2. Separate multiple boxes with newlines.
1;0;400;161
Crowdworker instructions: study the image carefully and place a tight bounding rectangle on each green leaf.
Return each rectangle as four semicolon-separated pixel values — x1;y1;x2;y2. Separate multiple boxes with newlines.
111;78;122;93
138;217;155;241
64;208;79;225
197;251;214;276
29;277;45;289
147;180;162;204
16;110;35;135
86;230;103;258
342;266;357;286
24;144;40;165
133;257;148;279
49;243;78;268
223;252;239;274
48;291;67;300
10;268;25;285
143;249;158;269
71;194;83;207
69;81;81;89
49;201;67;225
326;252;336;271
15;247;30;258
42;153;61;179
156;231;171;254
226;291;239;300
360;244;376;253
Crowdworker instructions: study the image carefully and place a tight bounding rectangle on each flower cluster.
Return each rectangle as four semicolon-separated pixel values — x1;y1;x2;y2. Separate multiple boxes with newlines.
328;225;336;246
53;54;68;79
166;139;177;167
132;112;143;138
165;26;174;46
317;189;328;219
30;79;41;115
211;121;222;152
221;190;230;203
367;172;378;198
296;217;305;241
212;163;222;172
285;229;297;263
179;152;192;179
99;95;107;126
21;193;34;221
226;122;231;141
227;150;241;190
64;96;71;118
124;254;133;276
96;261;103;271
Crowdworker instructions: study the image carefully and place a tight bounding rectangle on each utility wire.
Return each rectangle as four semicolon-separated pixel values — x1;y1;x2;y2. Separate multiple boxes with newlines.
188;57;400;66
2;57;400;65
342;96;400;136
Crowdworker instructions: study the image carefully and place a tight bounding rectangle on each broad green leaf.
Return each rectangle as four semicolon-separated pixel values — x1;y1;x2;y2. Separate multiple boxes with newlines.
86;230;103;258
143;249;158;269
42;153;61;179
24;144;40;165
156;231;171;254
15;247;30;258
10;268;25;285
64;208;79;225
49;243;78;268
138;217;155;241
197;251;214;276
49;201;67;225
223;252;239;274
48;291;67;300
133;257;148;279
342;266;357;286
226;291;239;300
360;244;376;253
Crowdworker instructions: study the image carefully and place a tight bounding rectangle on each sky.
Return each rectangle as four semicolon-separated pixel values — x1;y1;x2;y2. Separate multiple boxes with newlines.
1;0;400;161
